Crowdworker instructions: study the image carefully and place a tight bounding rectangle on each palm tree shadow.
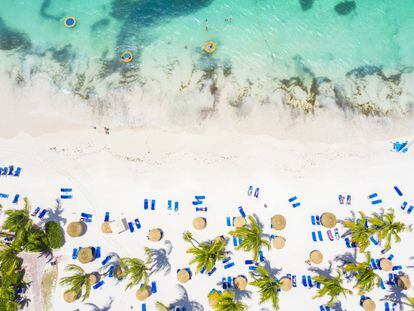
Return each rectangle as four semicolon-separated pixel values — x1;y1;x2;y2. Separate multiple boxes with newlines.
170;284;204;310
308;260;334;278
262;260;282;278
40;199;67;226
84;296;114;310
334;251;357;269
148;247;171;276
330;301;344;311
234;288;253;300
382;285;407;308
18;297;31;309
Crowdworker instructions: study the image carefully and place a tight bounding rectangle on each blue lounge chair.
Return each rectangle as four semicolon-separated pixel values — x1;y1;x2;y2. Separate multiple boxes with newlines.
38;209;47;219
259;251;264;262
226;217;231;226
7;166;14;176
174;201;179;212
316;215;321;225
195;195;205;200
93;280;104;289
334;228;340;239
394;186;403;196
370;236;379;245
392;265;402;271
61;195;72;199
94;247;101;259
101;255;111;265
0;193;9;198
12;194;19;204
368;193;378;199
381;247;390;254
247;185;253;196
345;237;351;248
388;254;394;261
379;279;386;289
301;275;307;287
238;237;242;245
238;206;246;217
346;195;351;205
72;248;79;259
371;199;382;205
407;205;414;214
387;273;396;285
81;213;92;219
312;232;317;242
338;195;344;204
222;277;228;289
292;202;301;208
142;304;147;311
224;262;235;269
291;275;297;287
168;200;172;210
245;260;254;265
108;266;114;277
128;222;134;232
151;199;156;210
196;207;207;212
144;199;149;210
207;267;217;276
317;231;323;241
31;207;40;217
134;218;141;229
307;275;313;287
288;196;297;202
104;212;110;222
222;257;231;264
14;167;21;176
248;265;257;271
327;230;334;241
254;187;260;198
401;202;407;210
60;188;72;192
311;216;316;225
232;236;239;246
370;259;378;270
151;281;157;293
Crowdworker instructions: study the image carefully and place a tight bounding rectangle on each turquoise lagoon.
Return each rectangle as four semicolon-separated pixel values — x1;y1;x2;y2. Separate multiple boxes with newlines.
1;0;414;117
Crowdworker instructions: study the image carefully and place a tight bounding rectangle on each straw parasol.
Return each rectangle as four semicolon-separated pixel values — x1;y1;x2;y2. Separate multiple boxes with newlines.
101;222;112;234
397;274;411;290
234;216;247;228
320;212;337;228
279;277;293;291
379;258;393;271
214;235;225;243
272;236;286;249
362;298;376;311
78;247;94;264
271;214;286;230
136;286;152;301
177;269;191;283
208;291;219;307
114;266;124;280
67;221;86;237
63;290;78;303
309;250;323;264
193;217;207;230
234;275;248;291
148;228;163;242
87;273;99;286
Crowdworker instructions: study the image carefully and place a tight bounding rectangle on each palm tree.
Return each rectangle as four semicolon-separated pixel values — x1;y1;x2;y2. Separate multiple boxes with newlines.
0;243;22;275
2;199;32;249
208;290;246;311
183;231;227;274
369;209;410;249
155;301;170;311
343;252;381;294
313;270;352;307
60;264;95;301
342;211;374;253
0;285;18;311
119;248;154;289
249;265;280;310
229;215;270;262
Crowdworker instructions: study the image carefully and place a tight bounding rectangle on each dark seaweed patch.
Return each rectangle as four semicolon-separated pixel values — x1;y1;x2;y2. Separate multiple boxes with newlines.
334;1;356;15
346;65;382;79
91;18;111;31
0;17;31;50
299;0;314;11
40;0;64;21
51;44;74;63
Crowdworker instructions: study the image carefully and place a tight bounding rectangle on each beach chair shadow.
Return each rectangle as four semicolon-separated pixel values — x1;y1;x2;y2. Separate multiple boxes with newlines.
83;297;114;311
148;247;171;276
170;284;204;311
308;260;334;278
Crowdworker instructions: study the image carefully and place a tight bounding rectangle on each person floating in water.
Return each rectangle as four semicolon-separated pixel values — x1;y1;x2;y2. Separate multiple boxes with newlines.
205;18;208;31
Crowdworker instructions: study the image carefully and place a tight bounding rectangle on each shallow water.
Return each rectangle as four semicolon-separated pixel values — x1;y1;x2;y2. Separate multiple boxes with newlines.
0;0;414;121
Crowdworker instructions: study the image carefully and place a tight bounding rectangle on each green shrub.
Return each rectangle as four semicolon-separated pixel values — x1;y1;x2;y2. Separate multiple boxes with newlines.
45;221;65;249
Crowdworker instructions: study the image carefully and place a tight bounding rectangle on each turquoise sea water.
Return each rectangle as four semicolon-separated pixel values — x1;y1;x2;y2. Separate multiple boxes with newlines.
1;0;414;118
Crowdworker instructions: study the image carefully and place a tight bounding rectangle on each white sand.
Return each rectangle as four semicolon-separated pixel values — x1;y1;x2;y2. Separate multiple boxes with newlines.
0;123;413;310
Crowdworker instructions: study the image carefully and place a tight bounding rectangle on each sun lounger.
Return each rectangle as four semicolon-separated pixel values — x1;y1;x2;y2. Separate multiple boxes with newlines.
311;216;316;225
60;194;73;199
142;303;147;311
245;260;254;265
174;201;179;212
38;209;47;219
371;199;382;205
248;265;257;271
81;213;92;219
288;196;298;202
312;232;317;242
368;193;378;199
94;247;101;259
104;212;110;222
168;200;172;210
259;251;264;262
227;276;233;288
222;257;231;264
407;205;414;214
292;202;301;208
207;267;217;276
394;186;403;196
387;254;394;261
338;195;344;204
232;236;239;246
392;265;402;271
238;237;242;244
301;275;307;287
317;231;323;241
370;259;378;270
346;195;351;205
101;255;111;265
72;248;79;259
379;279;386;289
151;281;157;293
291;275;297;287
108;266;114;277
254;187;260;198
128;222;134;232
196;207;207;212
222;277;228;289
307;275;314;287
370;236;379;245
316;215;321;225
238;206;246;217
226;217;232;226
224;262;235;269
334;228;340;239
12;194;19;204
144;199;148;210
387;273;396;285
248;185;253;196
31;207;40;217
327;230;334;241
134;218;141;229
381;247;390;254
7;166;14;175
14;167;21;177
151;199;156;210
0;193;9;198
93;280;104;289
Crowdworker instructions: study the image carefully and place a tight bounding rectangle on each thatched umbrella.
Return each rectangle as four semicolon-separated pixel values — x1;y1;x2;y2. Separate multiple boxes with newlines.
63;290;78;303
272;236;286;249
379;258;392;272
67;221;86;237
271;214;286;230
114;266;124;280
234;275;248;291
320;212;337;228
214;235;225;243
234;216;246;228
397;274;411;290
88;273;99;286
177;269;191;283
279;277;293;291
193;217;207;230
309;250;323;264
136;286;152;301
362;298;376;311
148;228;163;242
101;222;112;234
208;291;219;307
78;247;94;264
